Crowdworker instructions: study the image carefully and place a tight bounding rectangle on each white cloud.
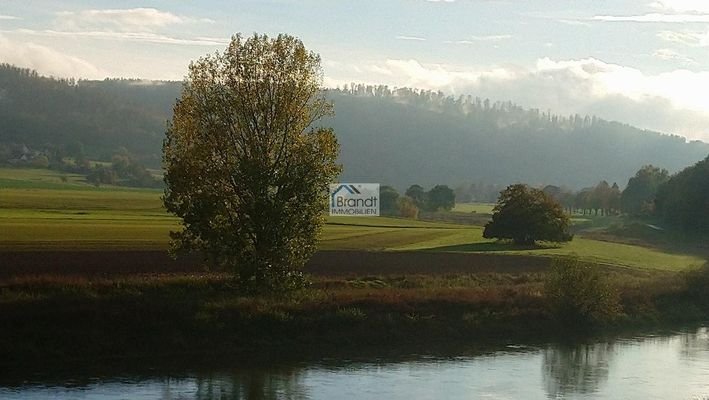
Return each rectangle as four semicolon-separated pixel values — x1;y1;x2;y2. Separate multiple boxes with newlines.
525;58;709;116
55;8;212;32
598;1;709;23
395;35;426;41
7;29;229;46
325;57;709;141
384;59;460;87
468;34;511;41
365;65;395;76
426;0;455;2
594;13;709;22
653;48;697;64
364;59;514;89
557;19;591;27
5;8;222;49
658;29;709;46
658;30;701;45
0;34;106;79
649;0;709;13
0;15;20;20
443;35;512;45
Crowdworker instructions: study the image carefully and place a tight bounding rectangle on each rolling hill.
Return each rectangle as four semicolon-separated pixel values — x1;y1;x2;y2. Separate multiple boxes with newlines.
1;64;707;189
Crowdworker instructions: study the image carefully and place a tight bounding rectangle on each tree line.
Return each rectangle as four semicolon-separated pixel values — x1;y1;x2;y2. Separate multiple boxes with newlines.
536;157;708;234
379;184;456;218
629;158;708;233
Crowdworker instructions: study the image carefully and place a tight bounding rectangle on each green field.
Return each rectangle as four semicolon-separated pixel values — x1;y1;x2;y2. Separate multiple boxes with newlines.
1;168;705;270
452;202;495;214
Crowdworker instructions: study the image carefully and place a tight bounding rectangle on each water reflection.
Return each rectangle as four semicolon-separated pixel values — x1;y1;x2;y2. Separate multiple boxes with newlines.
542;341;613;397
191;369;309;400
680;326;709;360
3;327;709;400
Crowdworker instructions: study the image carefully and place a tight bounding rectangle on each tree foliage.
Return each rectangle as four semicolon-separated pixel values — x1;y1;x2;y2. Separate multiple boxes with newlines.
425;184;455;211
483;184;572;245
404;184;455;212
163;34;340;291
405;184;426;208
621;165;669;215
379;185;400;215
397;196;419;219
655;155;709;232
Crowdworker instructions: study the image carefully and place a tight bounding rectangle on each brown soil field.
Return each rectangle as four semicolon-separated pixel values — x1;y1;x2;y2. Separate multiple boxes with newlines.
0;250;549;279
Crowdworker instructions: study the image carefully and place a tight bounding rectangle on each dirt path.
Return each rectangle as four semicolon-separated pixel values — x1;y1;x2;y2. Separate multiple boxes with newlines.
0;250;549;279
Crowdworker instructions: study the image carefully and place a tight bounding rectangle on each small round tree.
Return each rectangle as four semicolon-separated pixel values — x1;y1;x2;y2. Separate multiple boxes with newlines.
163;33;341;291
483;184;572;245
426;184;455;211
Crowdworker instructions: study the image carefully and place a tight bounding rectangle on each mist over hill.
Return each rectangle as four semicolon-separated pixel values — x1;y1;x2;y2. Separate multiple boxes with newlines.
1;64;707;189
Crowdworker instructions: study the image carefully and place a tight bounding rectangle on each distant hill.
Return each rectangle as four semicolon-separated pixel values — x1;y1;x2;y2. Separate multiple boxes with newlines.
0;64;180;167
1;64;707;189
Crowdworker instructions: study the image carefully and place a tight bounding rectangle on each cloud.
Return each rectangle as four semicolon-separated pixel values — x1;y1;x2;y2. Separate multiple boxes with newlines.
658;29;709;46
653;48;697;64
5;8;223;49
593;13;709;22
443;35;512;45
0;34;106;79
325;57;709;141
55;8;212;32
649;0;709;13
597;1;709;23
426;0;455;2
557;19;591;27
658;30;701;45
0;15;20;20
6;28;229;46
466;34;511;41
368;59;515;89
395;35;426;41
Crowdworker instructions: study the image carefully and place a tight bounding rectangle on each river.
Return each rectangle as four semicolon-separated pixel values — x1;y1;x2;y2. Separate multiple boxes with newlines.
2;327;708;399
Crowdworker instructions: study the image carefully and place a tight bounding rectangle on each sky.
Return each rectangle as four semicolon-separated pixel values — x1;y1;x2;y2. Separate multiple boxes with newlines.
2;0;709;142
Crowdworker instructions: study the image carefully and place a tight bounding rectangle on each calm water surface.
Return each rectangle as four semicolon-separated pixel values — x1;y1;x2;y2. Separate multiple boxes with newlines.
3;327;709;399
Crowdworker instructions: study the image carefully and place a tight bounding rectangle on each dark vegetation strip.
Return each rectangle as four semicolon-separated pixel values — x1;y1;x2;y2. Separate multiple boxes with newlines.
1;255;708;372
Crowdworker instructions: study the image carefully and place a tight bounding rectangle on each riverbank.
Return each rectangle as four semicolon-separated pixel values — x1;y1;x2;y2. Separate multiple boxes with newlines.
2;259;708;371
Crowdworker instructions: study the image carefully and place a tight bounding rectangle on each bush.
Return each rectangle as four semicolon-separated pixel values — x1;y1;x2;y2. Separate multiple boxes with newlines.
684;263;709;308
30;155;49;168
544;257;621;326
397;196;419;219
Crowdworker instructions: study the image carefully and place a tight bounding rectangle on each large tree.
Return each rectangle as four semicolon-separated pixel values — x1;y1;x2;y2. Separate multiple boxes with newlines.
621;165;669;215
655;155;709;233
405;184;426;208
163;33;341;291
379;185;400;215
426;184;455;211
483;184;572;245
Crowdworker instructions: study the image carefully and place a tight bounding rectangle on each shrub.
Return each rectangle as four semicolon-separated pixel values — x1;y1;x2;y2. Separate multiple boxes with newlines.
544;257;621;326
398;196;419;219
684;263;709;308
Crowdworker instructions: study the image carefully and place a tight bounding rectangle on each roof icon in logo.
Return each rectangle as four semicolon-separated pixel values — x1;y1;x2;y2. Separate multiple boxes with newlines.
330;184;361;206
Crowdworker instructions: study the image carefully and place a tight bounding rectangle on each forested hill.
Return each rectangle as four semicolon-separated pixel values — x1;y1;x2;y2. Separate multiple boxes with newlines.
1;64;707;189
328;86;709;188
0;65;180;167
